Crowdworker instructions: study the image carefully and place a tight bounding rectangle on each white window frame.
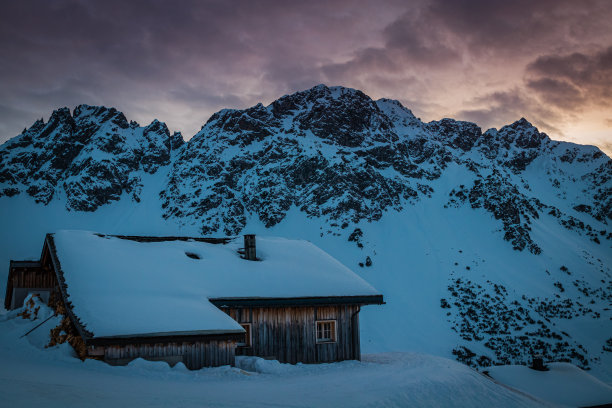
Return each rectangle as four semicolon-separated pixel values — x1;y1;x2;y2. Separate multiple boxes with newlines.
237;323;252;347
315;320;337;343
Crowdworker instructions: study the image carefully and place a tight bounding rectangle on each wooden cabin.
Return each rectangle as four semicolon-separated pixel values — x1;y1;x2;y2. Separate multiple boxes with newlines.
5;231;383;369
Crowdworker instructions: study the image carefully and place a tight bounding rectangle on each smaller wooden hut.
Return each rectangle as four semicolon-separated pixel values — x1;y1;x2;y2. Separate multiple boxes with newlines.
5;231;383;369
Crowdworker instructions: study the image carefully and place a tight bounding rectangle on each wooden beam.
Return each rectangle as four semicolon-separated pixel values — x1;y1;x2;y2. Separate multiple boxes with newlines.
210;295;384;308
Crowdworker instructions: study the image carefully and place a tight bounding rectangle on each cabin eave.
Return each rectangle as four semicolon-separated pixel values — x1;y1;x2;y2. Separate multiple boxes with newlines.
210;295;384;308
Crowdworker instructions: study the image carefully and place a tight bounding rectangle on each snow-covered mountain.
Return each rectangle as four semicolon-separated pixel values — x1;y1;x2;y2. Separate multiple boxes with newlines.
1;85;610;380
0;105;183;210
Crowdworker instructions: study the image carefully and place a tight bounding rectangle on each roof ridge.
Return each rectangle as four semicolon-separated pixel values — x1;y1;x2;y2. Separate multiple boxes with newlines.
94;233;234;244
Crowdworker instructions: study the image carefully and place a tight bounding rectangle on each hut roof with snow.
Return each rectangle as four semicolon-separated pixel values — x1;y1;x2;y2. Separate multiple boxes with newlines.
42;231;381;339
5;230;383;368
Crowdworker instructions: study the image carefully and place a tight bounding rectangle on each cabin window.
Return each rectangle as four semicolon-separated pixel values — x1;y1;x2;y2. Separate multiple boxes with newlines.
316;320;336;343
237;323;251;347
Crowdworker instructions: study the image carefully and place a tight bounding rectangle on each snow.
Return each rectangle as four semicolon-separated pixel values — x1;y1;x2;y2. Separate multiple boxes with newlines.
0;305;547;408
488;363;612;407
52;230;380;338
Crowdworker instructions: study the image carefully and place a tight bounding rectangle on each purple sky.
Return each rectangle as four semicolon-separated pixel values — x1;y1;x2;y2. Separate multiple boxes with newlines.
1;0;611;155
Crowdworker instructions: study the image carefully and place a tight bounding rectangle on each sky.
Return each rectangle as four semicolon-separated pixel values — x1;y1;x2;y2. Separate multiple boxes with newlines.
1;0;611;155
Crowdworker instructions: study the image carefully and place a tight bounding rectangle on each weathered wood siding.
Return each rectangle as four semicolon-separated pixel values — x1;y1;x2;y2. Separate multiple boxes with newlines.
227;305;361;364
5;258;57;309
102;340;236;370
8;264;55;291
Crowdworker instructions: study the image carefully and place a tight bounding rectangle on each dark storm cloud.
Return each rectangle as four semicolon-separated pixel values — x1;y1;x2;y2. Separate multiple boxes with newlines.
321;6;461;82
526;46;612;110
323;0;612;80
525;78;585;110
0;0;260;136
423;0;612;54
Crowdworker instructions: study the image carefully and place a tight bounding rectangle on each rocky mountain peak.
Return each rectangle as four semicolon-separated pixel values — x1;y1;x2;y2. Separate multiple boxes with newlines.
427;118;483;151
21;118;46;136
72;104;130;130
144;119;170;136
0;104;178;210
1;85;610;240
43;107;76;137
49;106;73;122
497;117;548;149
513;117;533;128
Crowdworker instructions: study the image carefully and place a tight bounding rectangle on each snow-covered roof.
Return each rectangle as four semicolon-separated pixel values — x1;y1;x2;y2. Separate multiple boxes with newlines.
49;230;381;339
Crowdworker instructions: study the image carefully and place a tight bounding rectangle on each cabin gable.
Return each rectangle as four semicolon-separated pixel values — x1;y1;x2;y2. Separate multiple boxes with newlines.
4;240;57;310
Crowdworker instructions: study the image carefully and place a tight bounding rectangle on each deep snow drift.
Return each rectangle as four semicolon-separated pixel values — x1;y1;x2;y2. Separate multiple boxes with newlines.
0;302;550;408
488;363;612;407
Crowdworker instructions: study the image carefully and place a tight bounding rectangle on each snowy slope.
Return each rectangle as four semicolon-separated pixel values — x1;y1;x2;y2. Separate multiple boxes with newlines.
488;363;612;407
0;84;611;382
0;303;548;408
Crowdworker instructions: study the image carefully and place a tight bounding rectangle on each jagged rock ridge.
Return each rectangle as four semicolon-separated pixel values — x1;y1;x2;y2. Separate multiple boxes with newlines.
1;85;610;249
0;104;183;210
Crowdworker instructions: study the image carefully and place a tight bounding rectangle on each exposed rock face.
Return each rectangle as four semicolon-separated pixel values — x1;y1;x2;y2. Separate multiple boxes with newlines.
443;277;609;370
447;169;544;254
158;85;611;250
0;104;183;210
161;86;452;235
1;85;609;245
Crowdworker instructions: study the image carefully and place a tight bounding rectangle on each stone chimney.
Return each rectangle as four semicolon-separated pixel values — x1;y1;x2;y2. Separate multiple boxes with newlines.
243;234;256;261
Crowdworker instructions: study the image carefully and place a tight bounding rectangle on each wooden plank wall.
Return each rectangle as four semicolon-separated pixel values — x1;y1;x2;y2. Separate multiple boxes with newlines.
103;340;236;370
6;261;57;309
228;305;360;364
9;266;56;290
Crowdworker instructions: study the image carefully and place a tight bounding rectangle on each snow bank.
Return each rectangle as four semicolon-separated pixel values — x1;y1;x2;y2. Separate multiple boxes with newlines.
19;293;54;321
488;363;612;407
52;230;380;338
0;306;546;408
235;356;298;374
